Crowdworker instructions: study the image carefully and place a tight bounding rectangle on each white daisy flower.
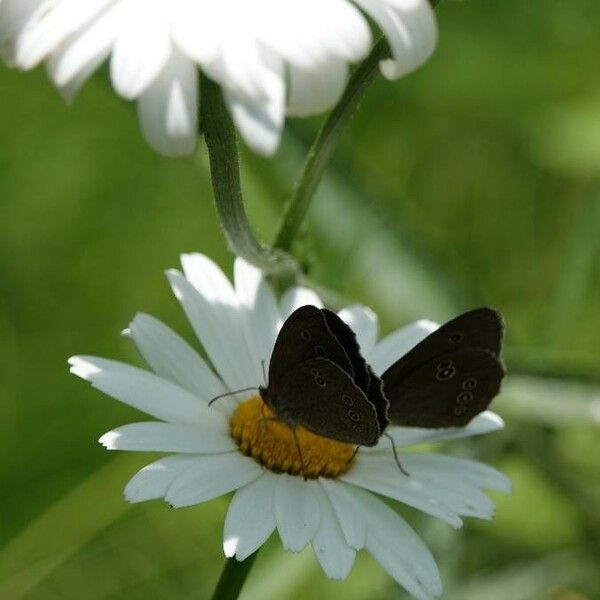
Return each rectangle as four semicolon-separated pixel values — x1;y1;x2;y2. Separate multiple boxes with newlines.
0;0;437;156
69;253;510;600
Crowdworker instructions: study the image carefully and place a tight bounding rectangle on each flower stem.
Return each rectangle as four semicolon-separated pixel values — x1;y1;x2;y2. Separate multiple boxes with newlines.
200;75;297;276
273;0;444;253
272;39;387;253
210;554;259;600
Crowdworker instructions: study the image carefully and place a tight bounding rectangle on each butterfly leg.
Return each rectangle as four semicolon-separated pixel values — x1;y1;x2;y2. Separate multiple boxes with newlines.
291;426;308;481
383;433;410;477
346;446;360;466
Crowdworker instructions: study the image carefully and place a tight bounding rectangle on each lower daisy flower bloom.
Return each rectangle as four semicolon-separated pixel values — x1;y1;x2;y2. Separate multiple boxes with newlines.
69;253;510;600
0;0;437;156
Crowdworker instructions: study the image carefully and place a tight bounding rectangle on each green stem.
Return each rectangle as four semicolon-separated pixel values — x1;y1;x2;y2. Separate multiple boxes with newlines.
272;39;388;252
210;554;259;600
200;75;297;276
273;0;443;253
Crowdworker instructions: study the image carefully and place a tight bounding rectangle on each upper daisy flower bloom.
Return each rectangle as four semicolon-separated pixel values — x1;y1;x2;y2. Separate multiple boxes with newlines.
69;253;509;600
0;0;437;156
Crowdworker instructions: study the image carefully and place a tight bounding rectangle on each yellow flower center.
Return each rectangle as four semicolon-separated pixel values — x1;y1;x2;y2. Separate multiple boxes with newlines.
230;396;357;479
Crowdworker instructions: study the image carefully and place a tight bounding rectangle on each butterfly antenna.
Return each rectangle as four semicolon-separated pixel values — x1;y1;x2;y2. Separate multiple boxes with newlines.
383;433;410;477
208;387;259;407
292;427;308;481
346;446;360;466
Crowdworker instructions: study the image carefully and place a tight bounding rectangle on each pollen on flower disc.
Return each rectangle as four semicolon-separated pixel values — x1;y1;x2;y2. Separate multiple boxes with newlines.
231;396;357;479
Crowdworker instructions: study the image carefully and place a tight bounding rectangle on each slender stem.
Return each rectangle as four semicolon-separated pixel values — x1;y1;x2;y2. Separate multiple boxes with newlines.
272;39;388;252
210;554;259;600
273;0;443;253
200;75;297;276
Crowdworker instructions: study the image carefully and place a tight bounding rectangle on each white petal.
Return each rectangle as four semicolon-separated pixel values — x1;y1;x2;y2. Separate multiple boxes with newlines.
168;260;257;395
280;287;323;320
274;475;320;552
367;319;439;375
224;472;277;561
128;313;233;415
353;486;442;600
46;1;120;93
166;453;263;508
369;411;505;450
13;0;110;69
257;0;371;68
99;422;235;454
225;82;285;156
68;356;225;427
401;453;512;494
234;258;282;383
353;0;437;80
287;59;348;117
319;478;367;550
337;304;379;356
311;484;355;580
137;51;198;156
110;1;170;99
342;456;463;528
124;454;198;503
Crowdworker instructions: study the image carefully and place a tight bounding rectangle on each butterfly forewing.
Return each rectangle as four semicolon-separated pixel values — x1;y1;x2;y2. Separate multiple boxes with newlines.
366;366;390;431
321;308;370;392
382;308;503;385
386;348;505;428
268;306;353;387
273;357;381;446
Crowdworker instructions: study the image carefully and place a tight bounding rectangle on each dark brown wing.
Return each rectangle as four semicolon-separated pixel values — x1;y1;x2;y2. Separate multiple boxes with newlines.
321;308;370;392
385;348;505;427
274;357;381;446
382;308;504;386
366;366;389;431
268;306;353;387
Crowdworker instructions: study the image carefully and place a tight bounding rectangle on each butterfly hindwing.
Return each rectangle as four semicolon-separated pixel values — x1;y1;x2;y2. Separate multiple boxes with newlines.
268;306;353;387
273;357;381;446
385;348;505;427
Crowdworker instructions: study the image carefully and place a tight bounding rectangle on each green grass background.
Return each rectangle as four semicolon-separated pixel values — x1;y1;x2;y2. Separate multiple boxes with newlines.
1;1;599;598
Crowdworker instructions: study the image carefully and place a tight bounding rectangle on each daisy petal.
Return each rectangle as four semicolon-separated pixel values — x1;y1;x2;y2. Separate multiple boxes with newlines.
312;484;356;580
287;59;348;117
274;475;320;552
124;454;199;503
319;478;367;550
337;304;379;356
128;313;232;414
353;0;437;81
167;264;256;395
234;258;282;381
369;411;505;450
353;452;495;521
367;319;439;375
342;459;463;528
353;486;442;600
402;453;512;494
69;356;224;427
280;287;323;320
166;453;263;508
137;50;198;156
110;1;170;99
46;2;121;95
99;422;235;454
224;472;277;561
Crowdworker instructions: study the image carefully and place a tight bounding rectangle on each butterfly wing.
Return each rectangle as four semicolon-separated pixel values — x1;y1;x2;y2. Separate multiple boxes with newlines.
274;357;381;446
385;348;505;427
382;308;505;428
268;306;353;387
321;308;370;392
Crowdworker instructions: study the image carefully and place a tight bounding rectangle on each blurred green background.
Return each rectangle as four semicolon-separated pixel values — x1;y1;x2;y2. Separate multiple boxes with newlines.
1;1;599;599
